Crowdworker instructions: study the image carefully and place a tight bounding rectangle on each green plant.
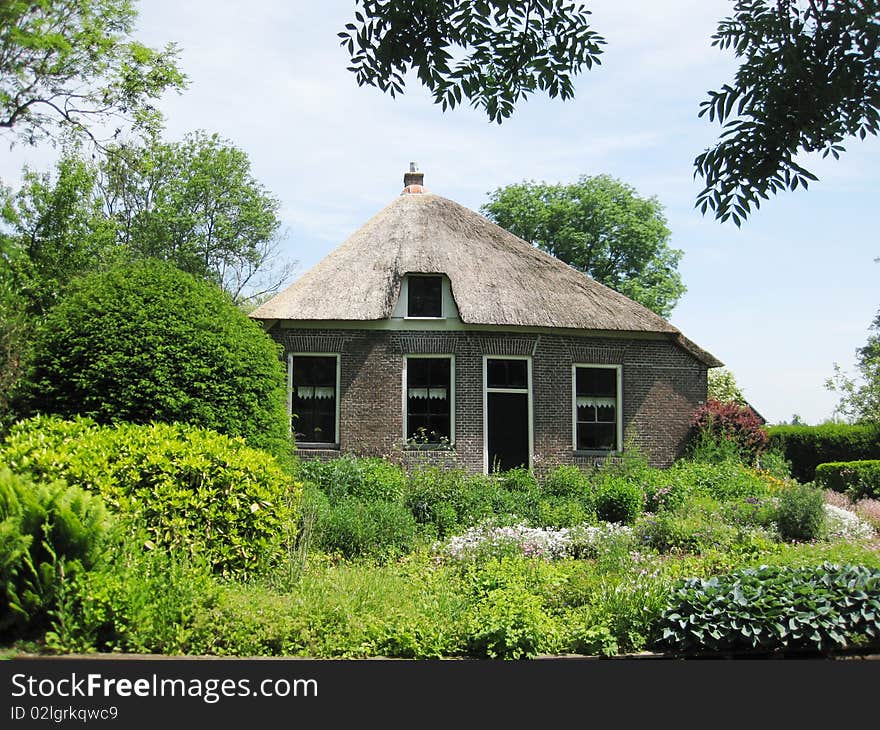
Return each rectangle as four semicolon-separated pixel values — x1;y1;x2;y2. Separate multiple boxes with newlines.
815;460;880;500
775;482;826;542
594;476;644;524
766;424;880;482
0;468;111;639
690;399;768;462
1;417;299;579
655;563;880;655
300;455;406;503
541;465;590;499
21;259;292;465
636;498;739;554
665;459;770;502
312;497;418;560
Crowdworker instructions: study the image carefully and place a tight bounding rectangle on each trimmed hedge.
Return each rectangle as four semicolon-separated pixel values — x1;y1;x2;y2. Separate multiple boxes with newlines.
1;416;301;579
815;460;880;500
766;424;880;482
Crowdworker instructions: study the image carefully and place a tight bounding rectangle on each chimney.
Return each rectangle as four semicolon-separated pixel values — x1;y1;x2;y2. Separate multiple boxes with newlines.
403;162;424;190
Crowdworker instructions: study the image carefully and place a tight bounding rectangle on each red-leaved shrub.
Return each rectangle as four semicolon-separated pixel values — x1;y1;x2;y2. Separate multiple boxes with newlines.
691;399;768;461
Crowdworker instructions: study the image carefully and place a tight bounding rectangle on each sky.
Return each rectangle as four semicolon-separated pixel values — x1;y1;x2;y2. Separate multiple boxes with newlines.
2;0;878;426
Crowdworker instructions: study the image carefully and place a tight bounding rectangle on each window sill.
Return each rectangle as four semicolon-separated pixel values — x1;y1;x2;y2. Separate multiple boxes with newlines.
573;449;620;457
296;443;340;450
404;316;446;321
404;443;455;451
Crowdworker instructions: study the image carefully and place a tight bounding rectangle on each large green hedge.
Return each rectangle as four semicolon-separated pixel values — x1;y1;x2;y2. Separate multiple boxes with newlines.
765;424;880;482
1;416;301;579
21;259;291;465
815;460;880;500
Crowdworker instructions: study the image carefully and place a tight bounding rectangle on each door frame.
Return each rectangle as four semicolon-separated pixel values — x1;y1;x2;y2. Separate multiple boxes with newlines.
482;355;533;473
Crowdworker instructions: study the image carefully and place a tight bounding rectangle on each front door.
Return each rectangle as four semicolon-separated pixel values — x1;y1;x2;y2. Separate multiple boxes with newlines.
485;357;530;472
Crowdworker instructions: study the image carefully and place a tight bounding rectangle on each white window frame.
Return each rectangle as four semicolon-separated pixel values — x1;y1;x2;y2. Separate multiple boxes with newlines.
288;352;341;448
571;363;623;454
402;354;456;447
482;355;533;473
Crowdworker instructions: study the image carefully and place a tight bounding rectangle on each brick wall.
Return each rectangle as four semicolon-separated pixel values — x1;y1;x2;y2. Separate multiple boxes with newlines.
273;328;708;472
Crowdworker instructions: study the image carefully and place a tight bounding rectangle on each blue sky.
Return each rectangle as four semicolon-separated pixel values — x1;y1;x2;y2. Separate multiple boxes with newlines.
2;0;878;425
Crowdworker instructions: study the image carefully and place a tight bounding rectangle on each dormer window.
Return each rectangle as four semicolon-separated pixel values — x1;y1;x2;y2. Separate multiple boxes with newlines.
407;275;443;318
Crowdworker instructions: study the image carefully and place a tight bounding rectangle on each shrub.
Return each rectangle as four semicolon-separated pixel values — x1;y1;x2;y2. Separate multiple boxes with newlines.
665;460;770;502
301;455;406;503
0;468;111;639
594;477;644;524
21;260;291;464
815;460;880;500
690;399;768;462
654;563;880;655
775;482;826;542
534;497;595;528
312;497;418;560
1;416;299;579
496;467;539;493
636;499;739;554
766;423;880;482
541;465;590;498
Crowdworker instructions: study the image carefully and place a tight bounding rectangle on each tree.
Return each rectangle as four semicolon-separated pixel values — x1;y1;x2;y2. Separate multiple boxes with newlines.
99;131;295;303
1;133;295;307
339;0;605;123
826;306;880;423
708;367;747;404
481;175;685;317
694;0;880;225
343;1;880;222
0;0;186;146
1;151;118;315
22;259;292;461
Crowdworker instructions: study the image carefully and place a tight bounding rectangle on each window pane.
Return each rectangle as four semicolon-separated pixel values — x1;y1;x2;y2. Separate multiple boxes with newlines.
407;276;442;317
406;357;451;442
576;367;616;397
577;423;616;451
292;355;337;444
486;359;528;389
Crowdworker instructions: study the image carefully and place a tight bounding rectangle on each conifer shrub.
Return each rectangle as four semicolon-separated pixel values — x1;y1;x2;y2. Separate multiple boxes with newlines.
21;259;291;465
1;417;299;579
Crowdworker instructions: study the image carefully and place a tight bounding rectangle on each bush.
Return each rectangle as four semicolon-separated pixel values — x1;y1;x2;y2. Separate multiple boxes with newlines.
636;498;739;554
815;460;880;500
462;586;559;659
594;477;644;524
300;455;407;504
541;465;590;499
312;497;418;560
775;482;826;542
1;416;299;579
0;468;111;639
654;563;880;655
664;460;771;502
690;399;768;462
766;423;880;483
21;260;291;464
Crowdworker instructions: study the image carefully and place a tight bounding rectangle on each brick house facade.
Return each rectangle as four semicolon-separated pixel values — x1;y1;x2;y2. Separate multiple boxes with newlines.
252;168;720;474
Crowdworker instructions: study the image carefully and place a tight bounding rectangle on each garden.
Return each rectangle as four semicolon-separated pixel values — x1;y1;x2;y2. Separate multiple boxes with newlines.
1;261;879;660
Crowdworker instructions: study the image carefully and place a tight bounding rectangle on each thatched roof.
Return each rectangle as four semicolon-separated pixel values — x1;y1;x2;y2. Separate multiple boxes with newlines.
251;189;721;367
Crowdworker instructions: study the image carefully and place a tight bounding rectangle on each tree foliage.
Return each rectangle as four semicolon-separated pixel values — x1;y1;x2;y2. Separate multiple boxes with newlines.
707;367;747;404
99;131;295;302
344;1;879;222
481;175;685;317
826;306;880;423
0;0;186;146
339;0;605;123
695;0;880;225
22;260;292;462
1;133;294;308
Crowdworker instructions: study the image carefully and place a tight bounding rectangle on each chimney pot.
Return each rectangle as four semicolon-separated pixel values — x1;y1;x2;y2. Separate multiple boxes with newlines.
403;162;424;189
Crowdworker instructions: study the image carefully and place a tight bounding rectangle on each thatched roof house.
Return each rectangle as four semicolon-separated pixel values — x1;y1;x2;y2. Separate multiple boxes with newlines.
252;167;720;472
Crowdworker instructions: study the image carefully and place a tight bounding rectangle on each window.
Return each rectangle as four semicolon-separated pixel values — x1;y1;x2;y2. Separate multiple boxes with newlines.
573;365;621;451
405;356;452;444
290;354;338;445
407;275;443;317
